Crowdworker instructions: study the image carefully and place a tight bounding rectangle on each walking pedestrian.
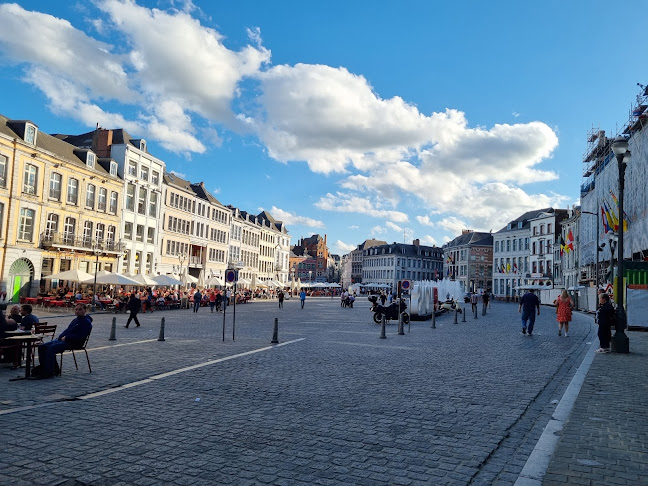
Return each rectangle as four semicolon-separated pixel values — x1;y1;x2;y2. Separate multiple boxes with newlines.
209;290;216;313
299;289;306;309
482;291;490;314
216;291;222;311
595;292;614;353
554;289;574;336
518;288;540;335
193;289;202;313
470;292;478;314
278;290;284;309
124;294;141;328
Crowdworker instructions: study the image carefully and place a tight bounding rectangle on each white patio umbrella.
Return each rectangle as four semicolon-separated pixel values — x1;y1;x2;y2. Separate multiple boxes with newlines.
83;272;140;286
129;273;158;286
329;283;342;288
206;276;224;287
44;269;95;282
237;278;252;287
154;274;183;286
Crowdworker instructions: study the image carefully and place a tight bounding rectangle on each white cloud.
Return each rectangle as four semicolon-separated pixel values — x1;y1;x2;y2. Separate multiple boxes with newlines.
348;225;359;230
315;192;409;223
386;221;403;232
436;217;469;235
169;170;186;178
416;215;435;227
420;235;438;246
267;206;324;228
370;225;386;236
335;240;356;253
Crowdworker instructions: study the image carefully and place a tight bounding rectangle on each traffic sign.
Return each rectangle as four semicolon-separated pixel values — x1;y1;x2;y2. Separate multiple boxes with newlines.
225;269;236;283
401;279;411;290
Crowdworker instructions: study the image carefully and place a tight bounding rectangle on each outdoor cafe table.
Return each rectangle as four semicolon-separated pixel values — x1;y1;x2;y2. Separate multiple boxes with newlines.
23;297;39;305
6;333;43;381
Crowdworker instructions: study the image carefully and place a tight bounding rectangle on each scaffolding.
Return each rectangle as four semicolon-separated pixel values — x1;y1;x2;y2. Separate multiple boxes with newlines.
622;83;648;136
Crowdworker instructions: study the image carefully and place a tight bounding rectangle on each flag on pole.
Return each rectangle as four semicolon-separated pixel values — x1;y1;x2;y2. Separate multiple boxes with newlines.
513;262;518;273
506;262;511;274
609;190;628;231
601;206;611;233
566;229;574;252
559;235;566;256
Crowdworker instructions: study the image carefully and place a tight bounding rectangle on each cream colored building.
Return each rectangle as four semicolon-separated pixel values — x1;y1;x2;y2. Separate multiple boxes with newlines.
0;115;123;300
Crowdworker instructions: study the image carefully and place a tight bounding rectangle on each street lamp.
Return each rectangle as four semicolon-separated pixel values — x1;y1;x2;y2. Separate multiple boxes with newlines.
610;136;631;353
91;243;101;312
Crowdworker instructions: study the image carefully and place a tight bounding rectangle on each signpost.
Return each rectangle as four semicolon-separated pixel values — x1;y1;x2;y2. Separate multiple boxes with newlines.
224;269;236;342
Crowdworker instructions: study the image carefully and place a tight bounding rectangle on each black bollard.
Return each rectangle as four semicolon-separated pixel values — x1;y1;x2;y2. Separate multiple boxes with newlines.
398;313;405;335
431;309;436;329
380;315;386;339
109;317;116;341
462;306;466;322
158;317;165;341
453;307;458;324
271;317;279;344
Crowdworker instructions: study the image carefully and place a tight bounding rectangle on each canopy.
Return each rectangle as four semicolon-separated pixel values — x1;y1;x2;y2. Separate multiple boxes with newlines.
184;274;198;284
328;282;342;288
311;282;327;288
44;269;95;282
128;273;158;286
154;274;183;286
206;276;224;286
83;272;140;286
269;280;283;288
237;278;252;287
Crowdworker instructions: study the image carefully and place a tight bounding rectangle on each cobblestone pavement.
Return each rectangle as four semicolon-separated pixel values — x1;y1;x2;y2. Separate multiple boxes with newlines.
1;298;596;485
542;330;648;486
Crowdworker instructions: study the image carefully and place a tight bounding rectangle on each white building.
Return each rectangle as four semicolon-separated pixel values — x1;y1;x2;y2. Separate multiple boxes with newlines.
528;209;568;288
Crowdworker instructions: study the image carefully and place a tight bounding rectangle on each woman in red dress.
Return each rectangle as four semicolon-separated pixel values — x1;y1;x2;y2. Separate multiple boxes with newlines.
554;289;574;337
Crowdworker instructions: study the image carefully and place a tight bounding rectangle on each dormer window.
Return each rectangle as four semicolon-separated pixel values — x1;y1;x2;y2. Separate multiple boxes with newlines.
86;152;96;169
110;162;118;177
140;140;147;152
25;124;37;145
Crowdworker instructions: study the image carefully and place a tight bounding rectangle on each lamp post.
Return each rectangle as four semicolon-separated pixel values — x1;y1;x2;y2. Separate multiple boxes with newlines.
178;251;187;288
610;136;631;353
91;243;101;312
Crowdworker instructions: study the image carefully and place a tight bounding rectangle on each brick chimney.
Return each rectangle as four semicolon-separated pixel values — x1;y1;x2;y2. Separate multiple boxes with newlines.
93;129;113;158
413;239;420;246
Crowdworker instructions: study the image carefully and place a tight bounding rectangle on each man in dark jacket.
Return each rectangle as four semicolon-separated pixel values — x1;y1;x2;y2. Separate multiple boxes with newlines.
36;303;92;379
596;293;615;353
125;294;141;328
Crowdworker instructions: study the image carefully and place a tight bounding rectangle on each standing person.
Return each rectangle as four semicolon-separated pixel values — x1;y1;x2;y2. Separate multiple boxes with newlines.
193;288;202;313
278;290;284;309
470;292;478;314
596;292;615;353
299;289;306;309
36;303;92;379
379;292;387;306
554;289;574;337
19;304;39;331
209;290;216;313
145;287;154;313
518;289;540;335
215;290;223;312
124;294;141;328
482;290;490;314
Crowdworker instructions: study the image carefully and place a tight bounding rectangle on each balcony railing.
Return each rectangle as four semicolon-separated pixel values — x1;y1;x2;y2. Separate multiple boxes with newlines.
40;232;125;254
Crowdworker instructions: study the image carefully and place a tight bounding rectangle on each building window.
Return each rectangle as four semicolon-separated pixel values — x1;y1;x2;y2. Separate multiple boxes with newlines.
25;124;37;145
136;224;144;242
128;161;137;176
18;208;35;241
140;166;149;181
67;178;79;205
126;183;135;211
124;222;133;240
107;225;116;245
0;155;6;188
98;187;107;211
95;223;105;243
45;213;59;237
85;183;96;209
49;172;62;200
109;191;118;213
83;221;93;246
148;192;158;217
64;217;76;244
138;187;147;215
151;170;160;186
23;164;38;195
0;202;4;238
87;152;95;168
110;162;118;177
147;227;154;244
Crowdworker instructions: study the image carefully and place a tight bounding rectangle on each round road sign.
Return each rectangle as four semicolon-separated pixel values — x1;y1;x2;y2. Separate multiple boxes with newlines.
226;269;236;283
401;279;411;290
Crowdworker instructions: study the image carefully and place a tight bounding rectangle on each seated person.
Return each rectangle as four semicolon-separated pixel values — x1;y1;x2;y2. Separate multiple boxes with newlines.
0;309;19;364
92;294;105;310
19;304;39;331
75;291;83;301
36;303;92;379
6;305;22;327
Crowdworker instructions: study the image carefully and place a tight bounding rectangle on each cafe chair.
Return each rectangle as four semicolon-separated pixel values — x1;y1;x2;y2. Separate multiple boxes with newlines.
31;322;56;366
58;333;92;375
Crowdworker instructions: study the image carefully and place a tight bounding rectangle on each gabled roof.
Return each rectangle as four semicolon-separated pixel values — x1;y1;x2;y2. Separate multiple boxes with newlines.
53;128;147;152
444;231;493;249
495;208;554;234
0;114;112;177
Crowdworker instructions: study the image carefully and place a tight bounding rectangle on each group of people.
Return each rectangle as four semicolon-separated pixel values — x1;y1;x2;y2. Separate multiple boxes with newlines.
518;288;615;352
340;290;356;308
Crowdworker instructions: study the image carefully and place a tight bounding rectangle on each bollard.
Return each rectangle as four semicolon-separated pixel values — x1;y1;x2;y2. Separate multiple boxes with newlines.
453;307;458;324
271;317;279;344
431;309;436;329
398;314;405;335
462;306;466;322
109;317;116;341
380;315;387;338
158;317;165;341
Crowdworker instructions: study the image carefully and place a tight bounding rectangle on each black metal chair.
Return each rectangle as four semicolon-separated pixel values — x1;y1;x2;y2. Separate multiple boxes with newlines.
58;332;92;374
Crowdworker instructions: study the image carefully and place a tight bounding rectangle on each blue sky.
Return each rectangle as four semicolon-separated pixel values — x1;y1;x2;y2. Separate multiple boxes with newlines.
1;1;646;255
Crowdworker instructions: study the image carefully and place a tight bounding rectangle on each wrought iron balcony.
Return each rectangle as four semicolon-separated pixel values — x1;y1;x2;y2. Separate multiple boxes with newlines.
40;232;125;254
